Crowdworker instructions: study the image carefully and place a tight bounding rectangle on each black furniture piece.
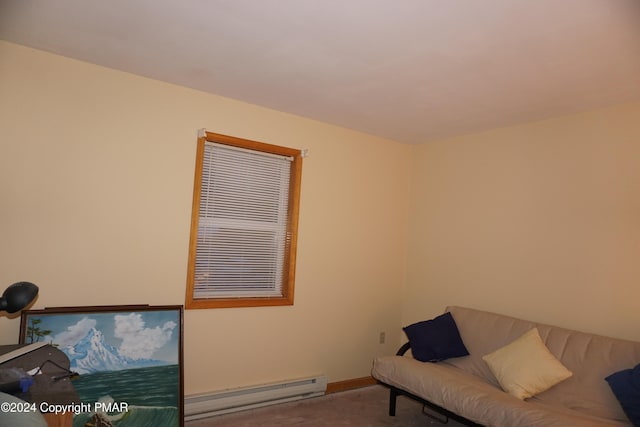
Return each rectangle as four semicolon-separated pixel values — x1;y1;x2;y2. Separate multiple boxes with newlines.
384;342;483;427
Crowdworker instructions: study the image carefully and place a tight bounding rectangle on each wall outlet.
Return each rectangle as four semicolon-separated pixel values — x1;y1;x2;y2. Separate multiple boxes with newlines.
379;331;386;344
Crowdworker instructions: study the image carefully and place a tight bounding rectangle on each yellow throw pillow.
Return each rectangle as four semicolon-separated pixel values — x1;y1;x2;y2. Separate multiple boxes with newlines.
482;328;573;399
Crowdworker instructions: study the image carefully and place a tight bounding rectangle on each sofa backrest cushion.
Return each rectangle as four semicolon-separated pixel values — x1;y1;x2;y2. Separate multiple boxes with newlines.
443;306;640;422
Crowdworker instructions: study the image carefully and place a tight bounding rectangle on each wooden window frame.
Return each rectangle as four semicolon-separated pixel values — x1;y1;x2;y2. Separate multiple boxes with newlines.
185;131;303;309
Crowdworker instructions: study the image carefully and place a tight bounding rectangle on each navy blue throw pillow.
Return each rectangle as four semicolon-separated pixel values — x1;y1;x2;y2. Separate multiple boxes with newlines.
403;312;469;362
606;363;640;427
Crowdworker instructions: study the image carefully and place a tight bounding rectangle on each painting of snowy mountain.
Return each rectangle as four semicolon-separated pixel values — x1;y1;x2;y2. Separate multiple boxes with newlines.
65;324;174;374
20;305;184;427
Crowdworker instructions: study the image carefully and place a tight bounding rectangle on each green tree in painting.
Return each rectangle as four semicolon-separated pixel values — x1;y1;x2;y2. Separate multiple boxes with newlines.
26;318;52;343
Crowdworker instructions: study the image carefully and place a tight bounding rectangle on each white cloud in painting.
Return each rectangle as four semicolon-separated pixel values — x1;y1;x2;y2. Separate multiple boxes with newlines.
53;317;97;347
114;313;176;360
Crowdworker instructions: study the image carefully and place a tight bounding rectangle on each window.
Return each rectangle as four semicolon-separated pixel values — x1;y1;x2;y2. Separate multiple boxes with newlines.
185;131;303;309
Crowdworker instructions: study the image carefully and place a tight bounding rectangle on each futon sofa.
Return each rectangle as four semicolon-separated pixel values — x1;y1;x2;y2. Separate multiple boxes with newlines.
372;306;640;426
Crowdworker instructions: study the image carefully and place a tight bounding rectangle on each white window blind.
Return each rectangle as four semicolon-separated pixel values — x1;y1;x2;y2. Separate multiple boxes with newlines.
193;142;293;298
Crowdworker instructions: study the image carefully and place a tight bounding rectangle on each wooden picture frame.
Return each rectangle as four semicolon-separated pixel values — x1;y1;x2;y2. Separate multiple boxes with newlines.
19;304;184;427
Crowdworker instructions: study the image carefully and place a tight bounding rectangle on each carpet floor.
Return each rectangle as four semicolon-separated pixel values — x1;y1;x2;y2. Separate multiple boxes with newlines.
186;385;468;426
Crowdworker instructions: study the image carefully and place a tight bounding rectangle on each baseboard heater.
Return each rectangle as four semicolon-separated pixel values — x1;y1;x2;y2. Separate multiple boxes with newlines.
184;374;328;421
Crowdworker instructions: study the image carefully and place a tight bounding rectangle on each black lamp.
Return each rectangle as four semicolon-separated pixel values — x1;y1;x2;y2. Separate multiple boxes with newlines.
0;282;39;314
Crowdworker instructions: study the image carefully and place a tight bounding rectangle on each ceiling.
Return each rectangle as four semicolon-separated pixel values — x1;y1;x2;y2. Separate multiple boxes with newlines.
2;0;640;144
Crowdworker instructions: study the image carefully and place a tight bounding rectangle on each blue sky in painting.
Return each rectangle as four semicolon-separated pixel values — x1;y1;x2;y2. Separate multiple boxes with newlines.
25;310;180;364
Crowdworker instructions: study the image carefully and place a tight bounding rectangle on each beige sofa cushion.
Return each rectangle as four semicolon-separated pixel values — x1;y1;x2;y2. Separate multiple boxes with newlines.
444;306;640;422
372;355;628;427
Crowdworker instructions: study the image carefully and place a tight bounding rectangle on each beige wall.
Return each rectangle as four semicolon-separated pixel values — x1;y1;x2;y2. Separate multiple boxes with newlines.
3;40;639;397
0;41;410;394
404;101;640;342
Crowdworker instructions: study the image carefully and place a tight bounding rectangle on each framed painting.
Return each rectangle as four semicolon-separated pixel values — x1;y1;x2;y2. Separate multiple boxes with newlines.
19;304;184;427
